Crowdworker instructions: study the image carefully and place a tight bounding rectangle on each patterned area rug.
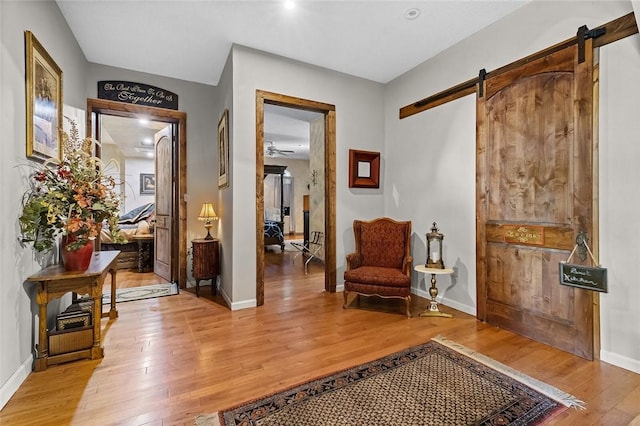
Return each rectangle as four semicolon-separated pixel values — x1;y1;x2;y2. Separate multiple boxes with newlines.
102;283;178;304
196;337;584;426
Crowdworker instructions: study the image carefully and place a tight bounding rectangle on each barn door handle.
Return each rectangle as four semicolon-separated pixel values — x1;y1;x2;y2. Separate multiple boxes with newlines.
575;232;588;262
566;231;597;265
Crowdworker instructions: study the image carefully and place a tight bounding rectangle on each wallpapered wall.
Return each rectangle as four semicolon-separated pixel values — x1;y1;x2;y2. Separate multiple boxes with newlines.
309;116;325;261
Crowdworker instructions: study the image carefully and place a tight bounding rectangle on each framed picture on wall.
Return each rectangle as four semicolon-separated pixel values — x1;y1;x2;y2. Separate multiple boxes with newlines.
348;149;380;188
25;31;63;162
218;109;229;189
140;173;155;195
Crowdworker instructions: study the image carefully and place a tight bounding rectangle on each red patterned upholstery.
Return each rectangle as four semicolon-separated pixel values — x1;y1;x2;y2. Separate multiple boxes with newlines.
343;217;413;317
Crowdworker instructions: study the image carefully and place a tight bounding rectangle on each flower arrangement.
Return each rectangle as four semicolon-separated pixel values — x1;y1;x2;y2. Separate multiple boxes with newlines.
19;119;126;252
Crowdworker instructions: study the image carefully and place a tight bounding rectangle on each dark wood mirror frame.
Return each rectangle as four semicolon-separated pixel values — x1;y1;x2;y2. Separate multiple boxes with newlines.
348;149;380;188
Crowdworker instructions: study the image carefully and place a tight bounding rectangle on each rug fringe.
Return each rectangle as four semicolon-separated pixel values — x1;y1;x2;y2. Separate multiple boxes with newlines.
432;335;586;410
195;412;220;426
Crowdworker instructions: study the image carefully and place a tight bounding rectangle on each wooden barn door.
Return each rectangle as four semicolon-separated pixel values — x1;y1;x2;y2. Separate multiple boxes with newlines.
476;41;595;359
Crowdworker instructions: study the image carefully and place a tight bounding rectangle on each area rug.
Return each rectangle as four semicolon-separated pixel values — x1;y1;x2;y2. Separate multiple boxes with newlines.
102;282;178;304
196;336;584;426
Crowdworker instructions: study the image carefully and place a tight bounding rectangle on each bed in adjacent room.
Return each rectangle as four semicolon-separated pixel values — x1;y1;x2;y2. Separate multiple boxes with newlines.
100;203;155;269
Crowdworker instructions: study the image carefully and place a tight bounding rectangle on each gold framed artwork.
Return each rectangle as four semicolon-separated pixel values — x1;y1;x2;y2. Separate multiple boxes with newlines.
218;109;229;189
348;149;380;188
25;31;63;162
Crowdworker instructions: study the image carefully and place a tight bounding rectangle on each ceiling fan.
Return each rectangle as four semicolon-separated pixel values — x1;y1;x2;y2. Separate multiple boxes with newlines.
265;141;294;157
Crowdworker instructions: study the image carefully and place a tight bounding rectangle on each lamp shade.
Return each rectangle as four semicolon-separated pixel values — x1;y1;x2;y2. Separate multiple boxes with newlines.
198;202;218;240
198;202;218;221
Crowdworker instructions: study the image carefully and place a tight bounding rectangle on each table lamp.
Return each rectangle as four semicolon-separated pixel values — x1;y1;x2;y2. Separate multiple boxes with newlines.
198;202;218;240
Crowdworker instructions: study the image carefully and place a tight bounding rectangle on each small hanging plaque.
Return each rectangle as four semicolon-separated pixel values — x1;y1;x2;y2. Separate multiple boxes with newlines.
559;262;608;292
559;232;607;293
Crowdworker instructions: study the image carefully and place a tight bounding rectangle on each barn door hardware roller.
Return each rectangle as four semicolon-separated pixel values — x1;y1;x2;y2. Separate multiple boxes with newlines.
577;25;607;63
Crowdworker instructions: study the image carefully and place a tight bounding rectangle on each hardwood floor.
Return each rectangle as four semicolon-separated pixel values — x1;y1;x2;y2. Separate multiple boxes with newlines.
1;249;639;425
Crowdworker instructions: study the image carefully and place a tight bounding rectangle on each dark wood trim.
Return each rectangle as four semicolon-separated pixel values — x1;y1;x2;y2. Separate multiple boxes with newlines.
400;12;638;119
255;90;337;305
593;11;638;48
86;98;188;289
399;77;477;119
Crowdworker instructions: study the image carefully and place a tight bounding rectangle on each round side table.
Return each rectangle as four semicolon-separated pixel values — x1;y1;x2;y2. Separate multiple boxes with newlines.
414;264;454;318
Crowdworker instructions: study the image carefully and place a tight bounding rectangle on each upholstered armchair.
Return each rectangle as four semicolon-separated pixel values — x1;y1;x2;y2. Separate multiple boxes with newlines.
343;217;413;318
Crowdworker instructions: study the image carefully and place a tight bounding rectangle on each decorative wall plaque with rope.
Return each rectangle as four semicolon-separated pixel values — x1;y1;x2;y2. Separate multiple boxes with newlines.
559;232;607;292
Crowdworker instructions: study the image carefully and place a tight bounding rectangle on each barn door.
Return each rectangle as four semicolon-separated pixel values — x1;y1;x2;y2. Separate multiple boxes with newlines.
154;126;174;282
476;41;595;359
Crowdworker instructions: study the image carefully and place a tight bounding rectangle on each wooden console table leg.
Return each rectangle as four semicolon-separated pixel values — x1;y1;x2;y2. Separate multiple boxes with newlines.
91;291;104;359
107;266;118;319
34;287;48;371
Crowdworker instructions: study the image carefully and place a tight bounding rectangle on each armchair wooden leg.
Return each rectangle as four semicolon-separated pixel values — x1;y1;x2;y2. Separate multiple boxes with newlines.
405;296;411;318
343;290;348;309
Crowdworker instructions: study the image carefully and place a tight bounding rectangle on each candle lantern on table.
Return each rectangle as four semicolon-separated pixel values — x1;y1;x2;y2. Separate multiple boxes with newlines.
416;221;453;318
426;222;444;269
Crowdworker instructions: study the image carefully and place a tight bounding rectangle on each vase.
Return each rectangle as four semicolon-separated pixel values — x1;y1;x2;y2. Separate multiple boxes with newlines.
61;236;94;272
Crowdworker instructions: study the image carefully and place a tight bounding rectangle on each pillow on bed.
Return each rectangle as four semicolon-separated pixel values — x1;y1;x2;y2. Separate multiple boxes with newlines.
118;203;155;225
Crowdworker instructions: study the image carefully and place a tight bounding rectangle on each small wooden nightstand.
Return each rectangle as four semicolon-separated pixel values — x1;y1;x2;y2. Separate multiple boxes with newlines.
191;238;220;297
132;234;154;273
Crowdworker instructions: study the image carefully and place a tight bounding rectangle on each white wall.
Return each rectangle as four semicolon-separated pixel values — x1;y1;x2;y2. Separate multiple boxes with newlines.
230;45;385;305
123;157;154;212
599;34;640;373
385;1;637;371
214;50;233;303
0;0;89;409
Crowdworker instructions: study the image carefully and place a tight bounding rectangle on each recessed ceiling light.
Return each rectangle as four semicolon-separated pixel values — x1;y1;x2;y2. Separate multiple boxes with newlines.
284;1;295;10
404;8;420;20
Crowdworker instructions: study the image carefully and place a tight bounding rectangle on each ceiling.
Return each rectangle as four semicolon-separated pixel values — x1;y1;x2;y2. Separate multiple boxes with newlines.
63;1;531;161
56;0;530;86
264;104;323;160
100;115;168;159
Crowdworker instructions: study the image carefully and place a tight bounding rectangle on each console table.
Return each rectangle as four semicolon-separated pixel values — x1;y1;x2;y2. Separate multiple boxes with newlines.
26;251;119;371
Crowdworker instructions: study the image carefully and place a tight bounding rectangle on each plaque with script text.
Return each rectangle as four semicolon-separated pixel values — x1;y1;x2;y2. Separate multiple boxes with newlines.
98;81;178;110
503;225;544;245
559;262;608;293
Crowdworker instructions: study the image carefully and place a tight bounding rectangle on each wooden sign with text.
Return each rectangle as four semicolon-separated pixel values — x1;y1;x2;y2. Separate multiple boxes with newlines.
503;225;544;246
98;81;178;110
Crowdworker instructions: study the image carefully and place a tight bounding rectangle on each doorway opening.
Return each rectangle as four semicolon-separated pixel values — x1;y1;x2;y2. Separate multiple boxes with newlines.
87;98;187;288
256;91;337;306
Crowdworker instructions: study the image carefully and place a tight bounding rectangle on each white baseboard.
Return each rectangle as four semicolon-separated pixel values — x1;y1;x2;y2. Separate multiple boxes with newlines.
221;286;256;310
1;355;32;410
230;299;257;310
601;349;640;374
413;287;476;316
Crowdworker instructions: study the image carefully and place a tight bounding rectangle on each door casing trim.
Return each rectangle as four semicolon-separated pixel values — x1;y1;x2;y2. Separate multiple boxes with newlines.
87;98;187;287
255;90;337;305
